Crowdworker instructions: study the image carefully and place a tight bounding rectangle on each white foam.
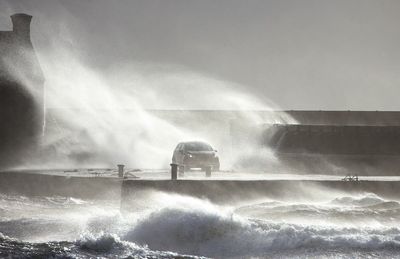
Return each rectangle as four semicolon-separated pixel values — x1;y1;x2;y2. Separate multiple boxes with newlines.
125;198;400;257
1;192;400;258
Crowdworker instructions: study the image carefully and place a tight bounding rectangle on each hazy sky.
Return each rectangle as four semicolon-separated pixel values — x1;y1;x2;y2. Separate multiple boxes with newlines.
1;0;400;110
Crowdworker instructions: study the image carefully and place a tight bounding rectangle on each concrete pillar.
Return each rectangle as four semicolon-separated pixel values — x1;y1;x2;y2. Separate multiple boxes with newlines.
170;163;178;180
117;164;125;178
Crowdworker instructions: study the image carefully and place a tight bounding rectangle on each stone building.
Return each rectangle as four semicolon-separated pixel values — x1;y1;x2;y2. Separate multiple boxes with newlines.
0;13;44;168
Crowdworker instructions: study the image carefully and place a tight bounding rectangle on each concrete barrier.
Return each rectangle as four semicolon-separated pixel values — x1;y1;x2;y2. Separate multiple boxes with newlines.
2;171;400;206
0;171;122;200
121;178;400;204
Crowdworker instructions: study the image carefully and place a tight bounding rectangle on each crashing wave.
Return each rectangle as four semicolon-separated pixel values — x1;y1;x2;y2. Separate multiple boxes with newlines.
330;193;395;207
0;231;200;259
125;206;400;258
1;192;400;258
76;232;195;258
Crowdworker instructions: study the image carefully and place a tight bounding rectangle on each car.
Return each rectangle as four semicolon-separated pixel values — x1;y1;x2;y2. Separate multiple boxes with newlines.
172;141;220;172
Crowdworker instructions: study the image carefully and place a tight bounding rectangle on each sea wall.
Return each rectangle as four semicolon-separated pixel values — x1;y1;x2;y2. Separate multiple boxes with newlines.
0;171;122;199
1;171;400;204
121;179;400;204
263;124;400;155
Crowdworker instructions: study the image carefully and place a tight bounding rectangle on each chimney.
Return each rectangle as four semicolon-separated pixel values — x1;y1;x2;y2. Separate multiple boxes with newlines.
11;13;32;41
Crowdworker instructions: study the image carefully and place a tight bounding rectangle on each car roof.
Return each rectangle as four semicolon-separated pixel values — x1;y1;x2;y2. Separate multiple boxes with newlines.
180;141;211;146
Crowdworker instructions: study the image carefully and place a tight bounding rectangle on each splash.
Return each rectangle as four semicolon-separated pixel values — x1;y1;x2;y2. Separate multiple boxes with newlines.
0;9;296;170
3;38;294;170
1;191;400;258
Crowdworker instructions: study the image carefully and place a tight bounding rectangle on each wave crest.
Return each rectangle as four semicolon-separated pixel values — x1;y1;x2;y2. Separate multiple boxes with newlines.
331;193;391;207
125;206;400;258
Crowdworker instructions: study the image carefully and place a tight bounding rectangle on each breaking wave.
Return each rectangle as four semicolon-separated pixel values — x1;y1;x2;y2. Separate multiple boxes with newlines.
76;233;193;258
125;203;400;258
1;192;400;258
331;193;391;207
236;193;400;228
0;231;199;259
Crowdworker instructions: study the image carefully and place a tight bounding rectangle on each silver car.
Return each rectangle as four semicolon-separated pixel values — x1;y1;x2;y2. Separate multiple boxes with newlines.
172;141;220;172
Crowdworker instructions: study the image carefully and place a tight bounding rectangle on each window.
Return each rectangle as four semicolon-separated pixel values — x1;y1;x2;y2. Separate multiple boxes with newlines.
184;142;213;151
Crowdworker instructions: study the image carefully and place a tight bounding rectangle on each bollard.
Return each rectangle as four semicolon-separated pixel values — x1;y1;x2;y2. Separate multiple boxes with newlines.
205;166;212;177
117;164;125;178
170;163;178;180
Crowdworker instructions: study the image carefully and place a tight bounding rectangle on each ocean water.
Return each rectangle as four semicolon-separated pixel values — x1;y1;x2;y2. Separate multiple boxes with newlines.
1;190;400;258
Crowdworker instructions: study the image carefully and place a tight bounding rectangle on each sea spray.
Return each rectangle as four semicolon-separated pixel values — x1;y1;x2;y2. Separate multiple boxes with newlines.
124;199;400;258
1;191;400;258
2;22;295;170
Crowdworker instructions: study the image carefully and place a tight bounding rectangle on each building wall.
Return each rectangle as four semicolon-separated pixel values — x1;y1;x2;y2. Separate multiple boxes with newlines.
0;14;44;168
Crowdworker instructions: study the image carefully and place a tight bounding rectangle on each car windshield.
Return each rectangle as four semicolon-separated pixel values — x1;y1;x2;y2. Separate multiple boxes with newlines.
184;142;213;151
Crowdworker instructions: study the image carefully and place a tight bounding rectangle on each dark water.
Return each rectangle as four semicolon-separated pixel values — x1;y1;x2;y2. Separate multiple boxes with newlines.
1;190;400;258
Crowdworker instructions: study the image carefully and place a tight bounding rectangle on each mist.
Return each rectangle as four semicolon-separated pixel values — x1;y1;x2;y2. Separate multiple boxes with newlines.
2;0;400;111
6;28;291;169
0;0;301;169
1;1;400;258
